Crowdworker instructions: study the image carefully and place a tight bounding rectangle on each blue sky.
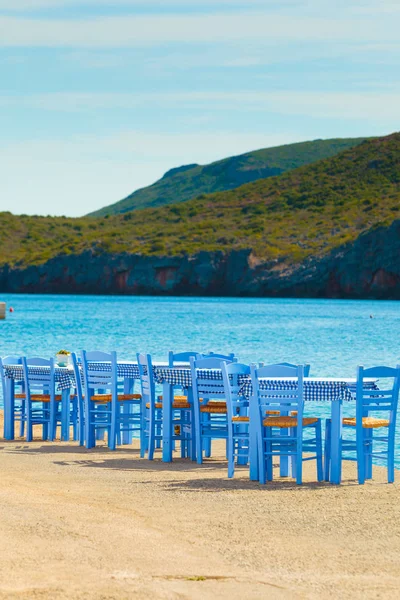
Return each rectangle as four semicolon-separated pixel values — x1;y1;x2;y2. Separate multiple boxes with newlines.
0;1;399;217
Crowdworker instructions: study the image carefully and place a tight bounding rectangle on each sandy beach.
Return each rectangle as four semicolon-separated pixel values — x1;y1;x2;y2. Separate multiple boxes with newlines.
0;412;399;600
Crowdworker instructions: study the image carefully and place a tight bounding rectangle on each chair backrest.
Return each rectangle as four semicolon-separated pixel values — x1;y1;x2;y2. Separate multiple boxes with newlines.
0;355;23;399
250;363;305;423
221;362;250;422
276;362;310;377
168;351;200;366
71;352;84;399
356;365;400;432
205;352;237;362
137;353;156;408
21;357;55;399
190;356;234;405
80;350;117;397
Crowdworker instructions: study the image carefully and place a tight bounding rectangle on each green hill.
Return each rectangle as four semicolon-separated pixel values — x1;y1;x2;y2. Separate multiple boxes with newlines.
1;133;399;269
88;137;368;216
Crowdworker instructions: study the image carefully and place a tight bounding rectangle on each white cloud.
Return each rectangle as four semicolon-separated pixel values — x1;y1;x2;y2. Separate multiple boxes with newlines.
0;130;300;217
0;11;397;48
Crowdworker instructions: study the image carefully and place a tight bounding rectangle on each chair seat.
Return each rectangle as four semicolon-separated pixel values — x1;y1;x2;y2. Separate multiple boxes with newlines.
200;402;227;414
91;393;142;403
263;416;318;428
232;416;249;422
157;395;188;402
146;401;191;409
343;417;390;429
30;394;62;402
265;410;298;416
15;393;26;399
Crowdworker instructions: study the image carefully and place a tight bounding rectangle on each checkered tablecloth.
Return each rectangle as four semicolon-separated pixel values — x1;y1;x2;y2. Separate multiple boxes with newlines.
239;379;354;402
3;365;73;391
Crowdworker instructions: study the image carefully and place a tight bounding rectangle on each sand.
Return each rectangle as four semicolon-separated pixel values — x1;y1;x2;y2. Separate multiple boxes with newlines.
0;413;400;600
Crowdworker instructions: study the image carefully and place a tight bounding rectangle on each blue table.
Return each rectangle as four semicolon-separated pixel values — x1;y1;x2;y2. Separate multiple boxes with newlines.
3;365;73;441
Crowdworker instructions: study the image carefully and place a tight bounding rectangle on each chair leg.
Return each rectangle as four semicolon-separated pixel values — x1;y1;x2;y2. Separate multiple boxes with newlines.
195;414;203;465
140;400;146;458
148;410;155;460
365;429;373;479
356;430;365;485
315;421;323;482
388;428;395;484
258;427;267;484
26;404;33;442
227;434;234;478
296;436;303;485
203;414;211;457
324;420;331;482
19;400;25;437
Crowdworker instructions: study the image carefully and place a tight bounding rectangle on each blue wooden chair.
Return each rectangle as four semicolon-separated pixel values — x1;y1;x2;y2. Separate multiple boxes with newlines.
137;353;193;460
206;352;237;362
221;362;250;477
71;352;86;446
0;355;26;438
276;362;311;377
325;365;400;484
21;357;61;442
168;351;200;454
190;356;234;464
250;363;323;485
168;351;200;366
80;350;142;450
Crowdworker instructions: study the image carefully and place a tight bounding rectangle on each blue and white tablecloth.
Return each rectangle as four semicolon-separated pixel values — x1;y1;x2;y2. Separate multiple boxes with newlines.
3;362;378;402
3;365;73;391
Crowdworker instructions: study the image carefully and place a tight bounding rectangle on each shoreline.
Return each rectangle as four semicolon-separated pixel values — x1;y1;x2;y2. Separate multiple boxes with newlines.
1;412;400;599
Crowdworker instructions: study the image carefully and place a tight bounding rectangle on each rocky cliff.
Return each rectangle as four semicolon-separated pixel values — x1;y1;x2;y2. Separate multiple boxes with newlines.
1;220;399;298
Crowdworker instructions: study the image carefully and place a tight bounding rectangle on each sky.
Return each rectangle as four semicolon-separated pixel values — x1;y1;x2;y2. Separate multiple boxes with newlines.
0;1;399;217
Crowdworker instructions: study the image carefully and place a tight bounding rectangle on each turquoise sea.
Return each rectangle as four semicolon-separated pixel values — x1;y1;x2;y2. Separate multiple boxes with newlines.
1;294;399;466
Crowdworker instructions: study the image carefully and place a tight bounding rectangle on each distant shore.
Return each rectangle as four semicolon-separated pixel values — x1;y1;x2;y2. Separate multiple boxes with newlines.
1;411;399;599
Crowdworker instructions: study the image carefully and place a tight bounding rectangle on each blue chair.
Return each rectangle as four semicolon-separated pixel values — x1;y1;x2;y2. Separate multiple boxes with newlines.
168;351;200;454
137;353;193;460
0;355;26;438
168;351;200;366
276;362;311;377
325;365;400;484
206;352;237;362
221;362;250;478
80;350;142;450
250;363;323;485
21;357;60;442
190;356;234;464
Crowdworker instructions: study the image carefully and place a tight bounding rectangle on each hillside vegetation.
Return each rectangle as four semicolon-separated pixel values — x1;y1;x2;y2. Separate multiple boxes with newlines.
1;133;399;268
88;137;368;216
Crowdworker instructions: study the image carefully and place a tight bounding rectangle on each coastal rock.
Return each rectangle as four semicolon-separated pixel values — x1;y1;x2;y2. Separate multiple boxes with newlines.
0;220;399;298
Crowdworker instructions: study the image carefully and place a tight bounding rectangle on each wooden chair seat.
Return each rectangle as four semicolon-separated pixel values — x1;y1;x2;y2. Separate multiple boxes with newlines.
200;402;227;414
232;416;249;422
157;395;188;401
91;393;142;403
266;410;298;416
30;394;62;402
263;416;318;428
146;400;191;409
343;417;390;429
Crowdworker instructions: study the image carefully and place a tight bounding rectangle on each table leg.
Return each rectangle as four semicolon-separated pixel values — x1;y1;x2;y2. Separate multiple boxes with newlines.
4;379;15;440
61;388;71;441
249;396;259;481
162;382;173;462
330;400;343;484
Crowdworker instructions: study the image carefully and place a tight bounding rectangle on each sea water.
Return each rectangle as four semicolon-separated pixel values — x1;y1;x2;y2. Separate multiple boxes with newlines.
1;294;399;466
